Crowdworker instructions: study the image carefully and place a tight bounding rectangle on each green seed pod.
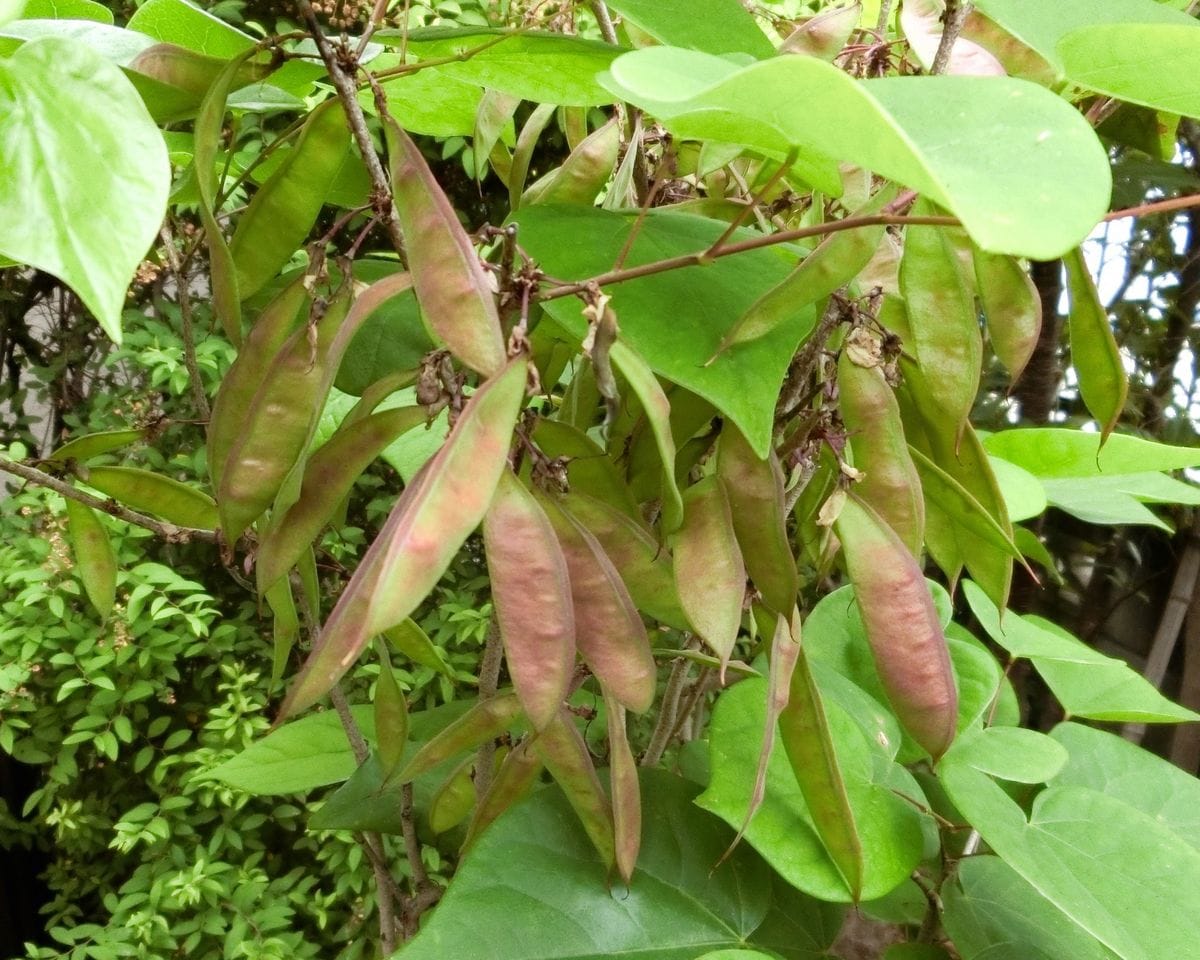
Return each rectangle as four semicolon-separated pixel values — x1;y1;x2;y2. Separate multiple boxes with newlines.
429;756;477;835
48;428;145;466
672;475;746;674
463;736;543;851
1064;246;1128;440
717;425;799;615
837;333;925;557
279;356;527;720
834;493;958;760
374;639;410;778
484;470;577;732
385;116;506;377
63;500;117;620
973;248;1041;383
535;710;616;869
524;117;620;206
605;694;641;885
392;691;523;785
85;466;218;529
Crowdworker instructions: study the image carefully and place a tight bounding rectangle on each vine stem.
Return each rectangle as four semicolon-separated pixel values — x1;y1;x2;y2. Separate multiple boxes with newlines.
297;0;405;256
0;457;218;543
930;0;971;76
159;222;211;422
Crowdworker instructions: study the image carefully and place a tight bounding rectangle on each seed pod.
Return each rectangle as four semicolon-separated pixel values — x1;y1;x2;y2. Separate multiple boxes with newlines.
264;577;299;685
899;200;982;448
85;465;218;529
374;639;409;777
194;51;257;343
255;405;428;592
1064;246;1127;440
48;428;145;466
429;756;476;834
837;334;924;557
385;116;506;377
559;491;689;631
531;418;640;518
713;185;898;357
972;248;1041;383
535;709;615;868
835;494;958;760
524;117;620;206
218;279;356;542
392;691;522;785
63;500;116;619
230;99;351;301
605;693;641;885
384;618;454;678
541;494;657;714
129;43;267;102
717;425;798;615
507;102;557;210
279;356;527;720
207;274;308;491
627;385;714;507
463;736;544;851
778;629;865;900
778;2;861;59
472;88;520;183
672;475;746;675
484;470;577;732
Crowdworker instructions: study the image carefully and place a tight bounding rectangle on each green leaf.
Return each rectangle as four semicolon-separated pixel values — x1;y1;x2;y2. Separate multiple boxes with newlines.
943;856;1118;960
983;428;1200;478
362;61;484;138
972;0;1195;75
126;0;251;58
1050;721;1200;852
602;48;1110;258
605;0;775;58
1039;478;1173;530
1060;24;1200;120
963;580;1200;723
23;0;113;22
0;37;169;342
396;769;844;960
1064;247;1127;438
988;456;1047;523
205;707;375;794
515;206;814;458
379;28;625;106
939;726;1068;784
940;764;1200;960
697;679;924;902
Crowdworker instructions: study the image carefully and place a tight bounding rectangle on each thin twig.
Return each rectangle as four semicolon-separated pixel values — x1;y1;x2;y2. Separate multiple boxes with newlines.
1104;193;1200;222
590;1;619;43
930;0;970;76
876;0;895;33
298;0;406;255
538;213;957;302
704;149;798;255
776;297;845;422
641;639;696;767
159;223;210;422
330;683;370;763
400;782;428;889
354;0;390;57
473;614;504;800
0;458;218;543
365;33;513;84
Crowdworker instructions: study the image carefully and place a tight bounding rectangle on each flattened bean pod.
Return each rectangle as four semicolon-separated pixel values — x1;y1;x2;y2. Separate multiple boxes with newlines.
86;465;218;530
605;694;641;884
463;736;544;851
374;639;409;777
63;500;117;619
483;470;577;732
524;117;620;206
834;494;958;760
535;709;615;868
48;428;145;466
1064;246;1128;440
392;691;522;785
973;248;1041;383
279;356;527;719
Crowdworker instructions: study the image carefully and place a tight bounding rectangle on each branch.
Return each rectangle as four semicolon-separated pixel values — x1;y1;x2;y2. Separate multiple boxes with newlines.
930;0;970;76
298;0;406;256
590;1;619;44
159;222;211;422
537;212;957;301
0;457;218;543
1105;193;1200;222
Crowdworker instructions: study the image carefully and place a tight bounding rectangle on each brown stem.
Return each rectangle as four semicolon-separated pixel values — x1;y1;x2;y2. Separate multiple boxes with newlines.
930;0;969;76
1011;259;1063;424
159;222;211;422
400;782;428;889
473;615;504;800
641;639;696;766
776;297;845;423
538;213;957;302
876;0;895;33
589;1;619;44
298;1;406;256
0;457;218;543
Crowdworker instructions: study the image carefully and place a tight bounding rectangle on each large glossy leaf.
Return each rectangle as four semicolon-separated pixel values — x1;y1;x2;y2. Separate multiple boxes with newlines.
605;0;774;58
943;856;1118;960
377;28;624;106
940;763;1200;960
938;726;1068;785
697;679;924;903
0;37;169;342
517;206;814;458
396;769;844;960
963;580;1200;723
360;61;483;138
983;428;1200;478
1059;24;1200;119
973;0;1196;74
602;48;1109;258
1050;722;1200;852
